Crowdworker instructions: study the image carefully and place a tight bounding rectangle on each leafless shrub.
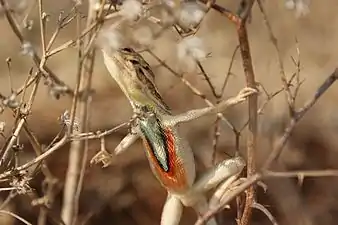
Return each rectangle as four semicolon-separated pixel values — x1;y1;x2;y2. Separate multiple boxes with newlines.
0;0;337;225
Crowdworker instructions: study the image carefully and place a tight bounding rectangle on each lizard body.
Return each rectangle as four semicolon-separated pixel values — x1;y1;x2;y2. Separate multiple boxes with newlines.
93;46;255;225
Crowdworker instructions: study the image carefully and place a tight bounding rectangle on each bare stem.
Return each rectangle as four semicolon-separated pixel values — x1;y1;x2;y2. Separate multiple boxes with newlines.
61;1;104;224
0;0;73;95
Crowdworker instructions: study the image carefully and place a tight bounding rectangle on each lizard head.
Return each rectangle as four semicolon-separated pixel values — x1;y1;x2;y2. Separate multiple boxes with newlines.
102;46;171;115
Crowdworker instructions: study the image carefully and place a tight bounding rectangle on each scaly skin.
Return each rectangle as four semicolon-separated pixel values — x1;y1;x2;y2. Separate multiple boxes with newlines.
138;110;196;193
92;46;255;225
102;47;196;193
101;47;171;115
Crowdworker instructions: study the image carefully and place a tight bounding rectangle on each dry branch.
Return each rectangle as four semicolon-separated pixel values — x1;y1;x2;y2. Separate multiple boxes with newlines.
196;68;338;225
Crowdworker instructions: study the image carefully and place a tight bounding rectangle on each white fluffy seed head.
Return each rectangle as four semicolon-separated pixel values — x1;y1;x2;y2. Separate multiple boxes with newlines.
132;26;154;47
21;41;34;57
295;0;310;18
0;0;29;14
73;0;82;6
120;0;143;21
93;1;101;11
0;121;5;133
160;8;176;26
284;0;295;10
177;2;205;29
177;36;207;71
96;26;123;53
177;36;207;61
284;0;310;18
162;0;178;9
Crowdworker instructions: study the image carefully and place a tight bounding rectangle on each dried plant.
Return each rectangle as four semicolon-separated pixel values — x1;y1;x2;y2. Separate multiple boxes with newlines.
0;0;337;225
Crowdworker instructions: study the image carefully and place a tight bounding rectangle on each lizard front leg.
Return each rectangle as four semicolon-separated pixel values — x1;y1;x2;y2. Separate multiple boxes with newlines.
162;87;257;127
114;131;140;154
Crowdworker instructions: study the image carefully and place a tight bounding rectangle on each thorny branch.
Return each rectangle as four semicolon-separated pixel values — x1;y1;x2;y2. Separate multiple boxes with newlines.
0;72;41;166
257;0;296;116
235;2;258;224
0;120;128;181
262;69;338;169
196;69;338;225
212;46;239;164
195;0;258;224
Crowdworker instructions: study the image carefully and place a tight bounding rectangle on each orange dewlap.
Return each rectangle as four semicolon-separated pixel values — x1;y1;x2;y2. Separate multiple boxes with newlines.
142;128;188;192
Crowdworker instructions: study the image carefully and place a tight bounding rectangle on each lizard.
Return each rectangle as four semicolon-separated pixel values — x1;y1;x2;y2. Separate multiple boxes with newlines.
91;46;257;225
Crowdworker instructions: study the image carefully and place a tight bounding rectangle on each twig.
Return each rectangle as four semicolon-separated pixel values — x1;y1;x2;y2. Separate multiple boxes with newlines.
45;6;78;52
0;191;16;210
198;0;240;24
38;0;46;55
262;68;338;169
146;50;238;133
212;45;240;164
194;1;257;224
60;6;86;225
264;169;338;178
15;100;60;225
257;0;295;116
252;202;278;225
220;45;240;96
197;68;338;224
46;8;116;58
0;210;32;225
0;135;68;180
232;1;258;224
196;61;219;98
239;86;284;132
0;187;17;191
6;58;13;93
195;173;262;225
0;0;73;95
69;122;128;140
0;75;41;166
0;119;25;166
61;0;105;224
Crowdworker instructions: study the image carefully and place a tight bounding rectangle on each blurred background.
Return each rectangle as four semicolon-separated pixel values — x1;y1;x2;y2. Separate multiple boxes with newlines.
0;0;338;224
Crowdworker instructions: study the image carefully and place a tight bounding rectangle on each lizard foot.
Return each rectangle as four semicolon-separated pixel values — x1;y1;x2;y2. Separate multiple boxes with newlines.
209;177;247;210
90;150;113;168
222;87;258;109
236;87;258;101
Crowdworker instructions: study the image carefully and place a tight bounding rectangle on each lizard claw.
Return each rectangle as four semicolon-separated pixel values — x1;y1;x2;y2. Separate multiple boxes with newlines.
237;87;258;101
209;177;247;210
90;150;113;168
223;87;258;108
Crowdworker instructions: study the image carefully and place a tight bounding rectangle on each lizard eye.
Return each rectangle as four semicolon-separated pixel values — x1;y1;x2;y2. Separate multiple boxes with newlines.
130;59;140;65
121;47;133;53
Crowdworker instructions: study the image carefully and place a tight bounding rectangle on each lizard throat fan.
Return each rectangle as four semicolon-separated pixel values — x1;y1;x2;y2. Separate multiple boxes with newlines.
139;115;189;192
